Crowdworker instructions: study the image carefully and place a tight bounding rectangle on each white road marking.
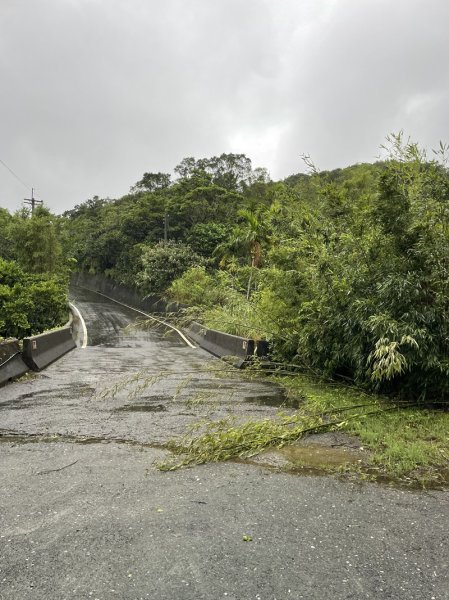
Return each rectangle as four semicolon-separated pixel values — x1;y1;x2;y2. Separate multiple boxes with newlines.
69;302;88;348
78;287;196;349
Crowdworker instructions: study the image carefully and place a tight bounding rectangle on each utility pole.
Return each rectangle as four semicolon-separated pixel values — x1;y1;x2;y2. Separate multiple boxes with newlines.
24;188;43;214
164;211;169;243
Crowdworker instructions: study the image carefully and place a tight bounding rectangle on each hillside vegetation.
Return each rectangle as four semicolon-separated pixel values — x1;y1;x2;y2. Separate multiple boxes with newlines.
63;136;449;404
2;136;448;483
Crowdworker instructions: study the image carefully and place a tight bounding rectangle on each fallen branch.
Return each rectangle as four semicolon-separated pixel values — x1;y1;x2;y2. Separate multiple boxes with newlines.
36;460;79;475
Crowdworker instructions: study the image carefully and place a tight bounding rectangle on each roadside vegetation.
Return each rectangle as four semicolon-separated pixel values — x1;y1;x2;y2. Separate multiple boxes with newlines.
271;373;449;486
10;133;447;483
0;206;70;339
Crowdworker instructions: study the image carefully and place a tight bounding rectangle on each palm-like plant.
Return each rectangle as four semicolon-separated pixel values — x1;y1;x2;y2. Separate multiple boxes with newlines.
215;208;270;298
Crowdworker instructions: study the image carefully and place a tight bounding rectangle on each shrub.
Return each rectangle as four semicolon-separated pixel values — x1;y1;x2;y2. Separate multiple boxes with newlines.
0;258;67;339
137;241;204;295
168;266;230;307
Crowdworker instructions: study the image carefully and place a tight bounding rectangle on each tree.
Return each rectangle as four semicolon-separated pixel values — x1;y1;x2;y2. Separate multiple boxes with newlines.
137;241;204;295
0;208;13;260
174;153;255;191
216;208;271;298
186;222;231;258
9;206;63;274
131;172;171;193
172;185;242;226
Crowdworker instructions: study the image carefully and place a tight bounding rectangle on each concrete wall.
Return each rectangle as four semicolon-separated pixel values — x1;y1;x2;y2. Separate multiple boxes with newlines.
0;340;29;386
22;325;76;371
185;321;269;367
71;272;176;313
0;317;77;386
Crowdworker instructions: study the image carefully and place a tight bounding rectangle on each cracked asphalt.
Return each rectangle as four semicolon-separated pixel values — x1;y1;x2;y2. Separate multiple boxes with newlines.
0;286;448;599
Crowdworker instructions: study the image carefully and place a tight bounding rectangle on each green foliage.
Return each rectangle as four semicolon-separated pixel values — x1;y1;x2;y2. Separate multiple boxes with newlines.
216;208;271;268
200;301;267;340
137;241;204;295
63;153;261;277
275;373;449;483
131;172;171;193
0;208;14;260
0;206;71;339
278;137;449;399
172;184;242;226
168;266;274;339
168;266;231;307
0;256;24;286
8;206;64;274
174;153;255;191
158;412;326;471
0;258;67;339
186;223;231;258
25;278;68;335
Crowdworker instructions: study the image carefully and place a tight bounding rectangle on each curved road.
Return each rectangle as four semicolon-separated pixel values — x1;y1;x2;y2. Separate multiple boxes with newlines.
0;287;447;599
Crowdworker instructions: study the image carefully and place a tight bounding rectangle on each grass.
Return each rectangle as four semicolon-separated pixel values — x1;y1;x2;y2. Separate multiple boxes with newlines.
270;372;449;485
155;368;449;487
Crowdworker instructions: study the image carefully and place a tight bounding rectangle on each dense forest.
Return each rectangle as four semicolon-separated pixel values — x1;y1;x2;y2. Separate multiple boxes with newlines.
2;134;449;403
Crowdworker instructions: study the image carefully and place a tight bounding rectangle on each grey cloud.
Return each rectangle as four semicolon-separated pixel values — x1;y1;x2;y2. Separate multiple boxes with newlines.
0;0;448;213
277;0;449;174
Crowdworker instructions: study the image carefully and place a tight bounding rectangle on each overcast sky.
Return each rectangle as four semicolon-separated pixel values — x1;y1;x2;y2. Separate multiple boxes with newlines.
1;0;448;213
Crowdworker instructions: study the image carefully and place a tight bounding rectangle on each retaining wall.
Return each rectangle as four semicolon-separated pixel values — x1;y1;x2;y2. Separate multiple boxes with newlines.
71;272;175;313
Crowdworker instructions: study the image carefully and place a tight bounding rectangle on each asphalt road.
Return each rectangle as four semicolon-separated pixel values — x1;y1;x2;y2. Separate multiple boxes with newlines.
0;286;448;600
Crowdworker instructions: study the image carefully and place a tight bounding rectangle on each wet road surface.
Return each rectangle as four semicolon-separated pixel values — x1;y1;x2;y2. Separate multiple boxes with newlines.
0;286;448;599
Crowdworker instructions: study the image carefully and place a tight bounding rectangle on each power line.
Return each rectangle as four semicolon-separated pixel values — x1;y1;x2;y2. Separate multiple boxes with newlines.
0;157;43;212
0;157;30;190
24;188;43;213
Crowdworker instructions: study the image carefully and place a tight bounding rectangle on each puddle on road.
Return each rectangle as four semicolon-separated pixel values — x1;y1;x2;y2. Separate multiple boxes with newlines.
0;384;95;405
280;444;364;467
5;389;55;401
244;390;301;409
242;442;449;489
247;443;364;472
116;403;166;412
191;382;244;392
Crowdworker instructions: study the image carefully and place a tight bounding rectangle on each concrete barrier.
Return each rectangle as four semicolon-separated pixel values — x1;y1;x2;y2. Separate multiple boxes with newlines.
22;325;76;371
0;340;29;385
185;322;269;367
71;272;179;313
71;272;270;367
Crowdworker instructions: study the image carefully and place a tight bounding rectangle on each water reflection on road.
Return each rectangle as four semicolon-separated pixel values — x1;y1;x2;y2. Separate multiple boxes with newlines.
69;285;184;348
